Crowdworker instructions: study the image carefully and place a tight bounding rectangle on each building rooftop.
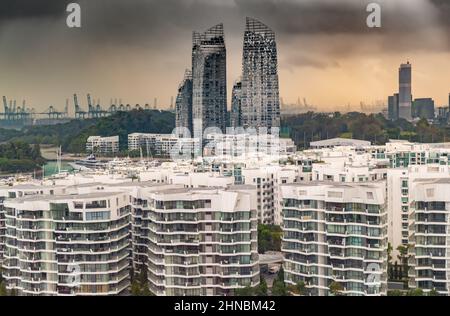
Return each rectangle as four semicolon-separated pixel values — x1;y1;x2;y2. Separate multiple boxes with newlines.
310;138;371;148
8;191;124;203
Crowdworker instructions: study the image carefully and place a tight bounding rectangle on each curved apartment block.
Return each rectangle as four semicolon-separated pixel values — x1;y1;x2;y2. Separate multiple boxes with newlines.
281;182;388;296
2;191;131;296
408;178;450;295
137;186;259;296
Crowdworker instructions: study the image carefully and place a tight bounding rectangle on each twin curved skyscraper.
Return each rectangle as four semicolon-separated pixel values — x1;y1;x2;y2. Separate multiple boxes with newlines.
175;17;280;138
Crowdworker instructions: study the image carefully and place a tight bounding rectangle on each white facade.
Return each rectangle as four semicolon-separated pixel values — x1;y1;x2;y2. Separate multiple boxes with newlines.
132;186;259;296
86;136;119;155
2;190;130;295
310;138;371;149
281;182;388;296
128;133;198;158
387;165;450;260
0;178;259;296
242;165;302;225
408;178;450;294
3;139;450;295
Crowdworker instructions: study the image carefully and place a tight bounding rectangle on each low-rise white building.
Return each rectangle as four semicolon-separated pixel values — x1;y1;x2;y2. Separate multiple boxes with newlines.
86;136;119;155
128;133;198;158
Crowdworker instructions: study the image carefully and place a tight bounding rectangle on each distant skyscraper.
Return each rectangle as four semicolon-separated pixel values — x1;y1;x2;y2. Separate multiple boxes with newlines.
230;81;242;128
388;93;399;121
412;98;435;120
192;24;227;140
448;93;450;113
241;17;280;131
398;62;412;121
175;69;193;135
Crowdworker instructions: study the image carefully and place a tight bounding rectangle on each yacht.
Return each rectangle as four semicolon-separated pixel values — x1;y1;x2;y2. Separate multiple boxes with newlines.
71;154;107;170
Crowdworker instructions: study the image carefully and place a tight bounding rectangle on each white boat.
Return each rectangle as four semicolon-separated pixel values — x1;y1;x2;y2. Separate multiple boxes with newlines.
71;154;107;170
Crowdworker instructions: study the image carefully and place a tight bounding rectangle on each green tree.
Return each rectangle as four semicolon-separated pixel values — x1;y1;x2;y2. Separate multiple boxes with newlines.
387;290;403;296
271;280;287;296
296;281;307;296
0;282;7;296
141;286;153;296
234;286;254;296
406;288;424;296
329;281;344;296
138;264;148;287
131;279;141;296
397;244;411;282
427;289;439;296
255;276;268;296
258;224;282;253
387;242;393;265
271;267;287;296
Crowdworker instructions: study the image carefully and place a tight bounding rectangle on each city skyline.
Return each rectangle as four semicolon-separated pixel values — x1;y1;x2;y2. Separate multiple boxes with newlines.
0;0;449;112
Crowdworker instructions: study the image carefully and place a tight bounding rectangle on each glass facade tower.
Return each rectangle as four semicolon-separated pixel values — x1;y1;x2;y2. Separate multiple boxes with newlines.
241;17;280;131
192;24;227;141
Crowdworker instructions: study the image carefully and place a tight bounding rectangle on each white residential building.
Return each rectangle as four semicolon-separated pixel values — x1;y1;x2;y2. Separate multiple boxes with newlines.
408;177;450;295
86;136;119;155
281;181;388;296
242;165;302;225
128;133;198;158
0;177;260;296
2;191;131;295
387;164;450;260
134;186;259;296
204;133;296;157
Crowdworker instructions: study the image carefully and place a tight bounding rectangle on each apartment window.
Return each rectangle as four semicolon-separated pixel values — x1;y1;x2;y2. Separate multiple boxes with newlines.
85;200;107;209
86;211;111;221
74;202;83;209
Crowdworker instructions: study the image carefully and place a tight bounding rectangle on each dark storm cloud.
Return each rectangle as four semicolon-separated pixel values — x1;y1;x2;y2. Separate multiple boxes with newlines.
234;0;369;35
1;0;447;50
0;0;449;110
0;0;68;21
430;0;450;27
